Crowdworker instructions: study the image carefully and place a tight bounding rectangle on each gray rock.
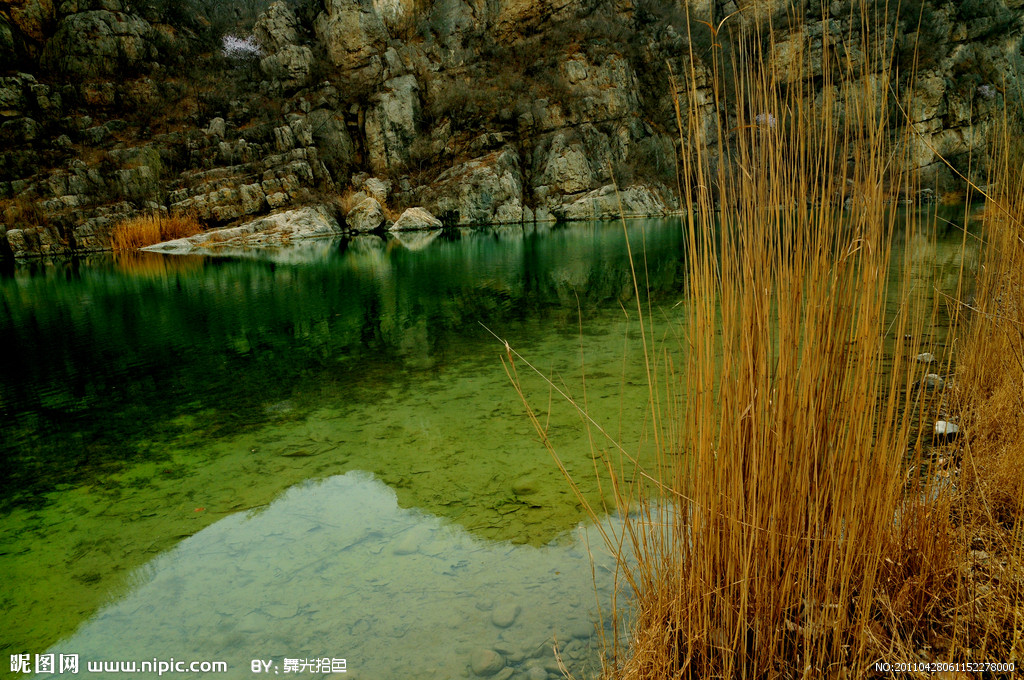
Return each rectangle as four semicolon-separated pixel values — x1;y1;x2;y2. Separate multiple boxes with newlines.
260;44;315;90
525;666;549;680
556;184;669;221
308;108;355;178
254;1;302;53
916;352;935;363
469;648;505;676
491;602;520;628
346;196;385;232
142;205;341;255
422;147;525;225
922;373;944;390
538;132;595;195
41;10;155;78
365;74;420;173
390;207;441;231
206;117;226;139
314;0;389;75
363;177;391;203
934;421;959;438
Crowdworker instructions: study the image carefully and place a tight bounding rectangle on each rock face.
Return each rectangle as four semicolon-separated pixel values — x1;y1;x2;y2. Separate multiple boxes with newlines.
314;0;388;78
2;0;1023;258
255;3;313;90
390;206;442;231
40;10;155;78
141;205;341;254
556;185;670;221
365;74;420;173
420;147;525;225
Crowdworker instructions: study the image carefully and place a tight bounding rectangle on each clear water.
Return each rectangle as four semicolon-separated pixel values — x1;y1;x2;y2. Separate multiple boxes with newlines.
0;216;976;680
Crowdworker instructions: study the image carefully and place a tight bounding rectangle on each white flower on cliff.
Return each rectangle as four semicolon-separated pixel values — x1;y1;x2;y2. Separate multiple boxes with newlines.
222;35;262;61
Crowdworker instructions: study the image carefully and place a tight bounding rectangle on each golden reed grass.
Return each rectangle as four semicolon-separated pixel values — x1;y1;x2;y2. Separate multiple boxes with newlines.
505;3;1021;678
110;213;203;251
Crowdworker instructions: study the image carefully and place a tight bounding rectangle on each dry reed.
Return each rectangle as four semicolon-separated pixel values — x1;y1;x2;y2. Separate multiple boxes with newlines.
110;213;203;251
506;4;1022;678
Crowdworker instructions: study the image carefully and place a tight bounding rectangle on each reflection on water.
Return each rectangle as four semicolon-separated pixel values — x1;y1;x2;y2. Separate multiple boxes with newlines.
38;471;621;680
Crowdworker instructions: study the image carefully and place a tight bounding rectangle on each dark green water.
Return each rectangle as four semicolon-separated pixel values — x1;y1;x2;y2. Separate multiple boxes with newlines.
0;216;976;680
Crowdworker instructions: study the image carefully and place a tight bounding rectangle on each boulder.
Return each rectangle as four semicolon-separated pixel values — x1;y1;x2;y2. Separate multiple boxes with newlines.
422;147;525;225
390;206;441;231
345;196;385;232
142;205;341;254
365;74;420;173
41;10;155;78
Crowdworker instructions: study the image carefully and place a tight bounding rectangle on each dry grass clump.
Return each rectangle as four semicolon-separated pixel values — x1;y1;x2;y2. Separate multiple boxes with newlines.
110;212;203;251
508;6;1022;679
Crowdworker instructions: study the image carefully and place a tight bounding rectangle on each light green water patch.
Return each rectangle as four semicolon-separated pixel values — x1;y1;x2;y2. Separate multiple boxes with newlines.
0;292;666;664
34;471;625;680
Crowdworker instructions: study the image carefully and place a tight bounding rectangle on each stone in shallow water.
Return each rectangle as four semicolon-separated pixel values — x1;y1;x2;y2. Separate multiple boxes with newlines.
922;373;944;390
526;665;549;680
934;421;959;438
470;648;505;676
492;602;520;628
917;352;935;363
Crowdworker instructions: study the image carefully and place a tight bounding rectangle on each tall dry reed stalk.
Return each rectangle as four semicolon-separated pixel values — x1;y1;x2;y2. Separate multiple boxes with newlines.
507;3;1024;677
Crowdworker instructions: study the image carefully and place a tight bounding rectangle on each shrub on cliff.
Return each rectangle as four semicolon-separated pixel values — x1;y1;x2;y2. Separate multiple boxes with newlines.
110;213;203;251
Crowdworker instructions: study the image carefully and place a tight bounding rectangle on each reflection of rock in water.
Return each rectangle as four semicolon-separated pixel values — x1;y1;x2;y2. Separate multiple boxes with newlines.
41;471;625;679
388;230;440;252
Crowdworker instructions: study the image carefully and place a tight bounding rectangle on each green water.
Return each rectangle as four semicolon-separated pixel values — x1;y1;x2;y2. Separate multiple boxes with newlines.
0;216;976;679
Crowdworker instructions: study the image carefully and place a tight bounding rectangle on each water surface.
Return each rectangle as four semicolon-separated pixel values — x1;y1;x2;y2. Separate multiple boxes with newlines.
0;215;976;679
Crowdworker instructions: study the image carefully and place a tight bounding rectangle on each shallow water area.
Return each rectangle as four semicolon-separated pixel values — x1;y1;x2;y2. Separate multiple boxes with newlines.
36;470;621;680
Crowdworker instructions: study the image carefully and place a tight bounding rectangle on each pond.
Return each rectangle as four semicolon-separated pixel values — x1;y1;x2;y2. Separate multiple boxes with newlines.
0;215;975;680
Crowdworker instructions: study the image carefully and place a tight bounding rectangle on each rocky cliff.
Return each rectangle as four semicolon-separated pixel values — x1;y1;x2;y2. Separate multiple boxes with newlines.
1;0;1021;258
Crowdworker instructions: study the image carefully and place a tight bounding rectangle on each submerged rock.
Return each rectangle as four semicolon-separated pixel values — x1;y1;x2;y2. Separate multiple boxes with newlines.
921;373;945;390
491;602;520;628
469;648;505;676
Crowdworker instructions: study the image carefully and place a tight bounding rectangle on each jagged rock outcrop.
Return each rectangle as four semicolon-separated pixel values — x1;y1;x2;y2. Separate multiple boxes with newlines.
555;184;670;221
314;0;389;79
418;147;525;225
365;74;420;173
40;9;155;78
255;2;313;90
